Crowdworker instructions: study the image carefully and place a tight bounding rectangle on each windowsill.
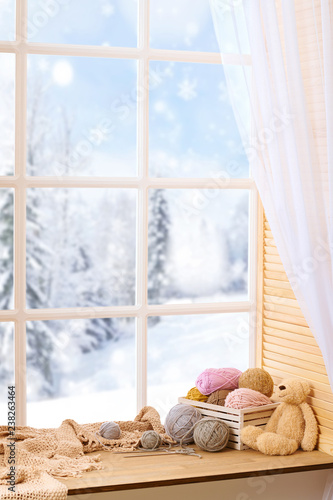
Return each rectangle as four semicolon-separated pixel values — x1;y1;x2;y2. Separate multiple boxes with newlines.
59;447;333;496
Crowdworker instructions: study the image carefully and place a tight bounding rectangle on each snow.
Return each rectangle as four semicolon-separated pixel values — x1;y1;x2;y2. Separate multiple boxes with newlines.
21;312;249;427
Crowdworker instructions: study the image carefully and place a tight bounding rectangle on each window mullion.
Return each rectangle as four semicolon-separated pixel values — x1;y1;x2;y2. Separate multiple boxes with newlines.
136;0;150;412
14;0;28;427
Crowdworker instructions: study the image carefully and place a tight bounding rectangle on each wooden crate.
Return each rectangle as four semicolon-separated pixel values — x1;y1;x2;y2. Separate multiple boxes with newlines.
178;397;280;450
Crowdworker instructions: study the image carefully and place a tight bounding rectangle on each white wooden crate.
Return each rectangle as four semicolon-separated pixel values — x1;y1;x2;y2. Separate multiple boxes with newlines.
178;397;280;450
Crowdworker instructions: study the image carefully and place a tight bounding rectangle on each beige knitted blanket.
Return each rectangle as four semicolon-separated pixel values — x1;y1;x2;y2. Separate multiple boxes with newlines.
0;406;170;500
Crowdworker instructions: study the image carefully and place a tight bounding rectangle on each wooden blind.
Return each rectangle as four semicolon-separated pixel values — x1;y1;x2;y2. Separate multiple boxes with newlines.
257;207;333;455
256;0;332;455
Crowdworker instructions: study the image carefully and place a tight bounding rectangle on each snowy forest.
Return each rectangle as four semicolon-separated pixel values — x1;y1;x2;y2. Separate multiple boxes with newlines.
0;1;250;424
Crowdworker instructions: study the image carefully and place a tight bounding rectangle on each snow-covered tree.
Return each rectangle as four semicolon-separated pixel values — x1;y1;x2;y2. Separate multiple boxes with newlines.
148;189;170;304
25;76;60;396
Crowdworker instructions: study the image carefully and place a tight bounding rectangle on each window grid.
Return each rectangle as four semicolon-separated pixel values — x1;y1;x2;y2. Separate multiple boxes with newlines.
0;0;257;425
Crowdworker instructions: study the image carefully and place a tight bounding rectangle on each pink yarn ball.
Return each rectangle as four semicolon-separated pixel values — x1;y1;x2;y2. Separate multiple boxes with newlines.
195;368;242;396
224;388;272;409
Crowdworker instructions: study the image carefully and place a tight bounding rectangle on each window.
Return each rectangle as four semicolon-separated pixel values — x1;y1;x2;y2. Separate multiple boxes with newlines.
0;0;256;427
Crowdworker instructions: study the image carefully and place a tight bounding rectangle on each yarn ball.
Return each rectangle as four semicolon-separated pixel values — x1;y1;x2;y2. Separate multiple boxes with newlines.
186;387;208;402
193;418;229;452
238;368;274;397
225;388;272;409
165;404;202;444
207;389;231;406
141;431;161;450
196;368;242;395
99;421;121;440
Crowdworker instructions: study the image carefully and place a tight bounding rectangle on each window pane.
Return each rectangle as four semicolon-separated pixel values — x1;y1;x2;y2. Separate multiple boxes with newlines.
149;61;249;178
0;54;15;175
0;0;15;41
0;189;14;309
150;0;219;52
26;189;137;308
0;323;14;411
27;318;135;427
27;56;137;176
27;0;138;47
148;313;249;419
148;189;248;304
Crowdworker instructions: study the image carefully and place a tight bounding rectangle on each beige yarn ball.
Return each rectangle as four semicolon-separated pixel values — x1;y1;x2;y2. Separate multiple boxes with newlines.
238;368;274;397
193;418;229;452
141;431;161;450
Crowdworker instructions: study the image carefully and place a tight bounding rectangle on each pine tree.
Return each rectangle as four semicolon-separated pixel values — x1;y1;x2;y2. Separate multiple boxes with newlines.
148;189;170;306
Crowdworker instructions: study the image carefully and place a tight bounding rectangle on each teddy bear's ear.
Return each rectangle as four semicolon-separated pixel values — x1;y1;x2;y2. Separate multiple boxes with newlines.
300;379;310;396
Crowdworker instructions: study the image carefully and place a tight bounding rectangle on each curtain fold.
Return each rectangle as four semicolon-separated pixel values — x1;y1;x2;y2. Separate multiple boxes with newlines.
210;0;333;388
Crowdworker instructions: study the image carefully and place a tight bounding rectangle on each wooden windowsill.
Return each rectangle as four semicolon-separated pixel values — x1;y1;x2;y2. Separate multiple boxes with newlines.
59;448;333;496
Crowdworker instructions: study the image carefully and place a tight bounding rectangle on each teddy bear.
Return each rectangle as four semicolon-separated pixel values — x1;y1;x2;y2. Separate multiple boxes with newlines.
241;378;318;455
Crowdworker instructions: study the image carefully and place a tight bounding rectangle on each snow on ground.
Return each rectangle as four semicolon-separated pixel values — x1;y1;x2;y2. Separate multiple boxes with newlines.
0;311;250;427
20;312;249;427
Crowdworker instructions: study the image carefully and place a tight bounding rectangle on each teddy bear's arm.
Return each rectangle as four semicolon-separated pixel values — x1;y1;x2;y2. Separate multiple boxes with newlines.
300;402;318;451
264;404;284;433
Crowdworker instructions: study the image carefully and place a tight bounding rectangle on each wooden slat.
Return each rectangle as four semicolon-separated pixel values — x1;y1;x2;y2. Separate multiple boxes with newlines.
264;294;300;308
263;318;312;336
311;405;333;424
263;350;327;376
308;397;333;414
264;254;283;264
263;339;325;365
263;331;321;352
264;302;304;317
263;365;331;393
264;270;289;281
264;286;296;300
264;262;286;273
264;278;294;291
263;310;308;327
264;246;279;256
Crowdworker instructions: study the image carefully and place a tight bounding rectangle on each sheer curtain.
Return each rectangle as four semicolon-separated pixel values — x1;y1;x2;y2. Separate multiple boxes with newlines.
210;0;333;391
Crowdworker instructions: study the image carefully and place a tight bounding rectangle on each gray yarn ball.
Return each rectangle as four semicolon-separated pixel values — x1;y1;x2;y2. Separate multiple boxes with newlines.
165;404;202;444
193;418;229;452
141;431;161;450
99;421;121;440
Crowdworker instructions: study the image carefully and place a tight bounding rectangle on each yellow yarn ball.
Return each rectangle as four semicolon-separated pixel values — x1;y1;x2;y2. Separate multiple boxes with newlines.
186;387;208;402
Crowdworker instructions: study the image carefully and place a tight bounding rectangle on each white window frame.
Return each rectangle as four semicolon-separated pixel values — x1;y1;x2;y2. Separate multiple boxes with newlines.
0;0;256;426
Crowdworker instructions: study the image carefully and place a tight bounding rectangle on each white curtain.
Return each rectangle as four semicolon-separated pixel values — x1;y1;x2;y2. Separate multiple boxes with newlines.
210;0;333;391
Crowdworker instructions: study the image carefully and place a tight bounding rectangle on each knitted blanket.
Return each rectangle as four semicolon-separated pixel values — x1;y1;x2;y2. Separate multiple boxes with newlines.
0;406;169;500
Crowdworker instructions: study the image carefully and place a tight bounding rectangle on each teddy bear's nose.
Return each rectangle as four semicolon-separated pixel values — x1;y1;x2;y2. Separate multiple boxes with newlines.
279;385;286;390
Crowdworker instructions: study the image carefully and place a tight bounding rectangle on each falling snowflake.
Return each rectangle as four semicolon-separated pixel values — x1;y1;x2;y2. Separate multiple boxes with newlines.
101;2;115;17
177;79;197;101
